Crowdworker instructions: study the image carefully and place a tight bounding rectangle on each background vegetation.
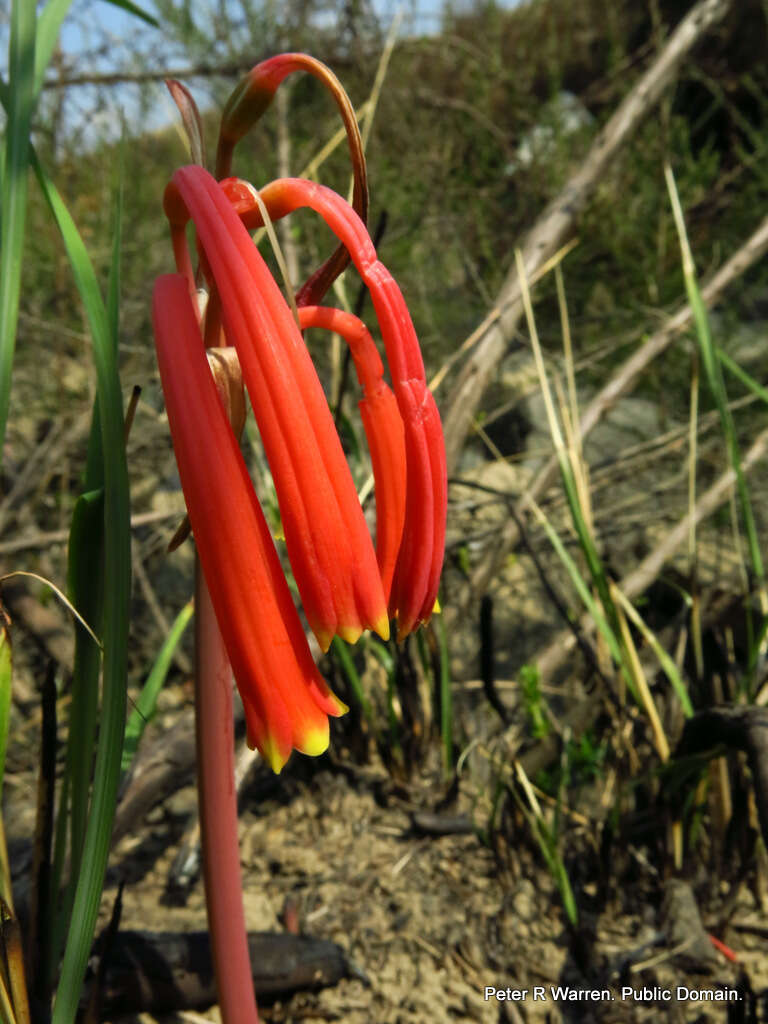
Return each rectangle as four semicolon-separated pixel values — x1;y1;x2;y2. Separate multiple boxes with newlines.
3;0;768;1020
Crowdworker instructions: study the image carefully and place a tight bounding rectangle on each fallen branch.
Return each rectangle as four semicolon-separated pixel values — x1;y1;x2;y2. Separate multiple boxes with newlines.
675;706;768;847
42;61;261;90
112;706;201;845
469;212;768;600
442;0;733;474
0;509;182;557
165;740;259;900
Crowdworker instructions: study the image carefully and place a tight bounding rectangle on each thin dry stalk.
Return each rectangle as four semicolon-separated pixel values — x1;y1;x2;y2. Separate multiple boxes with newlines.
357;8;403;158
468;212;768;602
1;906;30;1024
531;427;768;687
610;582;669;762
0;509;180;557
555;265;582;467
428;239;579;395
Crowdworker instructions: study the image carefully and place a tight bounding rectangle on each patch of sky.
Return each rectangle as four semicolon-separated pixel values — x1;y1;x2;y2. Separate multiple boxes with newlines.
1;0;523;149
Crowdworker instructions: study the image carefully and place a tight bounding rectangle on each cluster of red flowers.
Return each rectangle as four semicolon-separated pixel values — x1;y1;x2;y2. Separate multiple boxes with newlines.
153;56;447;772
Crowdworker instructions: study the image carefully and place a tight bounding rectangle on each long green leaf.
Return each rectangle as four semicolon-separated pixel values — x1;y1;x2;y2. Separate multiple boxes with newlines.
34;0;75;96
0;1;36;464
53;164;125;983
100;0;159;26
121;601;194;774
32;153;131;1024
35;0;158;97
64;489;105;876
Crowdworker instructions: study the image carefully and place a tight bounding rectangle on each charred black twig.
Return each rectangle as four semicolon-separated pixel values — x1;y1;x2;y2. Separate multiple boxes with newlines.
96;930;349;1014
675;706;768;847
480;594;509;725
27;663;56;1014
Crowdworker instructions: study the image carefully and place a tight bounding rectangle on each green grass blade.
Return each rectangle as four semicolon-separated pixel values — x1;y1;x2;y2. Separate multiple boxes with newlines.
665;164;765;586
101;0;159;26
0;1;36;464
529;498;635;698
121;601;194;774
747;614;768;683
514;763;577;925
54;164;125;973
34;0;74;95
612;586;694;718
331;636;378;738
64;489;105;876
436;614;453;778
717;347;768;407
514;250;621;642
557;452;617;623
367;638;394;675
31;153;131;1024
367;639;403;756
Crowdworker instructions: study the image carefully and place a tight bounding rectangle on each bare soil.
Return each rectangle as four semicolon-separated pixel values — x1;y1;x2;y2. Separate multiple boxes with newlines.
4;337;768;1024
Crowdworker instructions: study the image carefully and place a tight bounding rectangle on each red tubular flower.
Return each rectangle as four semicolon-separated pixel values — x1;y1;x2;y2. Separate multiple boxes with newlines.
296;305;407;602
164;165;389;651
153;274;346;773
223;175;448;638
156;162;445;771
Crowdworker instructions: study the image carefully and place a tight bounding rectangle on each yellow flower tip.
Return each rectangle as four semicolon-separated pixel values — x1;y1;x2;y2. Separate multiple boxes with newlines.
395;618;413;644
259;733;290;775
372;612;390;642
297;720;330;758
338;622;364;646
329;693;349;717
315;628;334;653
418;601;440;631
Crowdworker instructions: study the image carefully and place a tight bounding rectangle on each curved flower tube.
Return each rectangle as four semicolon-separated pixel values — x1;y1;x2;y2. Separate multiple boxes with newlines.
297;305;407;601
216;52;368;307
164;165;389;651
222;175;447;637
153;273;346;773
